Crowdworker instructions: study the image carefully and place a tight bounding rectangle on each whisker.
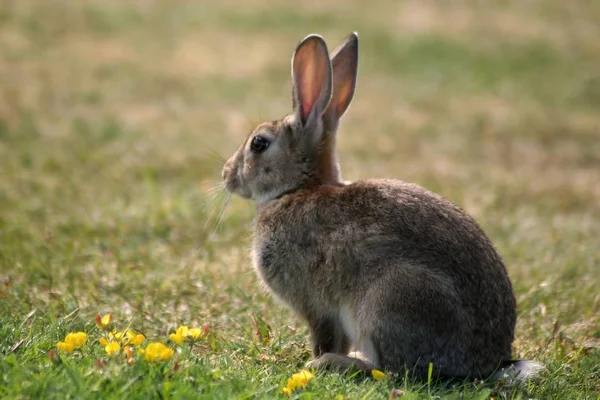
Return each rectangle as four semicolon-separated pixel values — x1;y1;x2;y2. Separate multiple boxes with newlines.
209;192;231;240
206;184;226;204
199;179;225;199
199;145;227;164
207;181;225;193
206;192;223;202
202;190;226;229
204;157;229;180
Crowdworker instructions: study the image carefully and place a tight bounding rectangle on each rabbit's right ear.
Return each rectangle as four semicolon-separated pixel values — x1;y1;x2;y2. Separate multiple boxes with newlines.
324;32;359;130
292;35;333;131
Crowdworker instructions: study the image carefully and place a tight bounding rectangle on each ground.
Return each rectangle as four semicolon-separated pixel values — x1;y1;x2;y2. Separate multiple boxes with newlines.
0;0;599;398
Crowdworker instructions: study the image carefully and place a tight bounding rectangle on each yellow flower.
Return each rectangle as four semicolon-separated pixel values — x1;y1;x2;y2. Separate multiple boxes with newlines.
169;325;204;345
95;313;113;331
111;330;125;341
141;342;174;363
102;329;144;346
105;341;121;356
57;341;75;353
125;330;145;347
57;332;87;353
187;328;203;340
282;369;314;395
371;369;386;381
68;332;87;347
169;327;186;345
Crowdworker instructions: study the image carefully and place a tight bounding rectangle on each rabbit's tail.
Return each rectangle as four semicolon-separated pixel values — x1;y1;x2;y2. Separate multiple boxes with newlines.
489;359;544;381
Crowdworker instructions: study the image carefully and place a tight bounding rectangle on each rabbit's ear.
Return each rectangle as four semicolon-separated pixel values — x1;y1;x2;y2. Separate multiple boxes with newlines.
292;35;333;130
324;32;358;129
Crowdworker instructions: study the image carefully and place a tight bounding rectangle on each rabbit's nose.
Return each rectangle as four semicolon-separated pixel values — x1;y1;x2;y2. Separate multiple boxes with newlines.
222;160;234;181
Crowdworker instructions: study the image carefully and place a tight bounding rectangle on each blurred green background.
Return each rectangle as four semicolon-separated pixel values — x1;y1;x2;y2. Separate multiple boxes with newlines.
0;0;599;398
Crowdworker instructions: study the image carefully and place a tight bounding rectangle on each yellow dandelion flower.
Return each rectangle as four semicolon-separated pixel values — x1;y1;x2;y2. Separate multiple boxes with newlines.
105;341;121;356
371;369;386;381
95;313;113;331
143;342;174;363
282;369;314;395
99;337;108;346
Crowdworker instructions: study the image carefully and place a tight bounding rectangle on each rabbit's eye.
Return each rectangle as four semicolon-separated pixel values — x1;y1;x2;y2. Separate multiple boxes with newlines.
250;136;270;154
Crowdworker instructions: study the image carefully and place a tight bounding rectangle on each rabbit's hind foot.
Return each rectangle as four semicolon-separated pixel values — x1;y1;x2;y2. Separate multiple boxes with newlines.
306;353;377;374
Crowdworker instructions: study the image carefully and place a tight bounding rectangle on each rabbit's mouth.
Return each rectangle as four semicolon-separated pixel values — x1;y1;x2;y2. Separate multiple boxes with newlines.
222;165;252;199
224;179;251;199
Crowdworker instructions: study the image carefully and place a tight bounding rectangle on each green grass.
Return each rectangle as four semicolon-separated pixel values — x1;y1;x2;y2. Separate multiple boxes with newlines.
1;0;599;398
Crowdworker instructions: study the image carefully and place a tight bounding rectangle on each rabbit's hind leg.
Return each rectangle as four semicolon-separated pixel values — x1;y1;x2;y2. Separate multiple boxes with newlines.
365;267;471;380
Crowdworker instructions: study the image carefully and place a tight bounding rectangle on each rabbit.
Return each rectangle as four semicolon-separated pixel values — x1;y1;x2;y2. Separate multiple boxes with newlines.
221;32;543;381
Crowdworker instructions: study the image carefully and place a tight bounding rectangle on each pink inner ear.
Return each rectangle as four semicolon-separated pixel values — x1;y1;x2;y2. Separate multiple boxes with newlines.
294;40;329;124
325;36;358;122
299;60;318;122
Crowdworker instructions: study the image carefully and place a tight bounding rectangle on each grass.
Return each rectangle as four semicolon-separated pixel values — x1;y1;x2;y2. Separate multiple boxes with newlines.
1;0;599;398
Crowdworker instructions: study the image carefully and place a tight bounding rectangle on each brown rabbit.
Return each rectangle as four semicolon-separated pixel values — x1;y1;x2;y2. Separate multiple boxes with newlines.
222;32;542;381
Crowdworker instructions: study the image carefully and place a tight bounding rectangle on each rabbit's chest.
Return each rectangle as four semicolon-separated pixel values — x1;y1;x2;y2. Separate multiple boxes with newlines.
251;234;333;308
251;237;311;286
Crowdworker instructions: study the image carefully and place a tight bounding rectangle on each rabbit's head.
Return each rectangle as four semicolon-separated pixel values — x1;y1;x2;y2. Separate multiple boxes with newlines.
222;33;359;204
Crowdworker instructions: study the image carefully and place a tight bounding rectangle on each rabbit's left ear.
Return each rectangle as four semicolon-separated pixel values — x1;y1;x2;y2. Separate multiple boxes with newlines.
324;32;359;130
291;35;333;130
